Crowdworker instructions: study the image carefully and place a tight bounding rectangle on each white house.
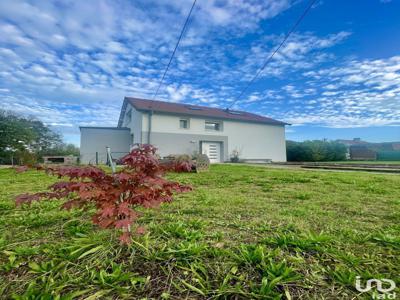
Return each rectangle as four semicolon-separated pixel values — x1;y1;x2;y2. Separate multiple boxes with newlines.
80;97;288;164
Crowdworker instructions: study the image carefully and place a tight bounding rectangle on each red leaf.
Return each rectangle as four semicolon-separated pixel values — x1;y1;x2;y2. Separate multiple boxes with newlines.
95;217;114;229
15;166;29;173
135;226;146;235
117;202;131;216
119;232;131;244
114;218;132;229
15;193;37;205
115;173;131;182
100;206;115;217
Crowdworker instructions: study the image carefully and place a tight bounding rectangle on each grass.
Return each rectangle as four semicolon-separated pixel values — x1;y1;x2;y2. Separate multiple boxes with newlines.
0;164;399;299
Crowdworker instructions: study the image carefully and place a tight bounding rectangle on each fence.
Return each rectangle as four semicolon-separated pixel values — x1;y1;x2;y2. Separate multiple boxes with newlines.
80;152;129;165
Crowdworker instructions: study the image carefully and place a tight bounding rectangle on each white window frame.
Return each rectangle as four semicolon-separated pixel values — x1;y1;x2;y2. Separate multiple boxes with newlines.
205;120;222;131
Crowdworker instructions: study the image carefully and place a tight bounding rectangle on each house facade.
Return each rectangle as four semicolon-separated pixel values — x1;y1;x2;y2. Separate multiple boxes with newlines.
80;97;288;164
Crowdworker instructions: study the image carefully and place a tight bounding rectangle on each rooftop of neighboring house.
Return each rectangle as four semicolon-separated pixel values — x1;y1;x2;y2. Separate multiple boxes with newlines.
337;138;400;151
336;138;369;146
118;97;288;127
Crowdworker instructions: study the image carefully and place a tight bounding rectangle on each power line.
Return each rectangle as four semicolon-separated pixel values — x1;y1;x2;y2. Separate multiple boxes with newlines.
152;0;197;100
228;0;318;109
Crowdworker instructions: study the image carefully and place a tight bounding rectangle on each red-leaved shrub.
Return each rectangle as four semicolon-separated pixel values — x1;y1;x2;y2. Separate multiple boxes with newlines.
15;144;192;244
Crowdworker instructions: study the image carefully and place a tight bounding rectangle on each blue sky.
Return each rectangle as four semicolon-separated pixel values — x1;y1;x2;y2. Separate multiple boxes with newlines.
0;0;399;145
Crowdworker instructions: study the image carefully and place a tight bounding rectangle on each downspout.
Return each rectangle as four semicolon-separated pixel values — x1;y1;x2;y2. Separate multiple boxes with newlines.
147;110;153;144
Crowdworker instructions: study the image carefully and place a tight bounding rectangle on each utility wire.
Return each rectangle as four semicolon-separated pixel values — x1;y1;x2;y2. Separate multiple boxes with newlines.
152;0;197;100
228;0;318;109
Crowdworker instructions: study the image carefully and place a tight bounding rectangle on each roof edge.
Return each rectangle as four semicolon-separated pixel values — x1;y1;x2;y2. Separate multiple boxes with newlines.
135;108;289;126
117;97;129;127
80;126;130;131
125;96;289;126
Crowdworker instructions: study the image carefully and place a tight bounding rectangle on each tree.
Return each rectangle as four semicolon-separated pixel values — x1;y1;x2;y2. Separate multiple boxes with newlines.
286;140;347;162
16;144;192;244
0;111;36;164
0;111;34;151
0;110;75;164
28;119;63;153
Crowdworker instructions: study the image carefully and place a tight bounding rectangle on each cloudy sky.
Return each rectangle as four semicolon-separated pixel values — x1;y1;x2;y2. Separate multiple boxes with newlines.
1;0;399;145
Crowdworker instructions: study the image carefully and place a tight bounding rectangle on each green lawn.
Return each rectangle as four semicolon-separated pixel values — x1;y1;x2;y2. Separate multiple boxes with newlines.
0;165;399;299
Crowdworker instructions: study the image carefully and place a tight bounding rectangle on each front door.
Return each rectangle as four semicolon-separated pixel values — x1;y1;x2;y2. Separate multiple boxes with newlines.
202;142;221;163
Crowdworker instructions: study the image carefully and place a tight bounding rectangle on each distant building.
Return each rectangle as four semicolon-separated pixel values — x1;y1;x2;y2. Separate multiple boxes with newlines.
43;156;78;165
336;138;368;147
349;145;377;160
336;138;367;159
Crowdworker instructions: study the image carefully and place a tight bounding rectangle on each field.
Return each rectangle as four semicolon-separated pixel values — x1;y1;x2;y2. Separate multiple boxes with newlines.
0;165;399;299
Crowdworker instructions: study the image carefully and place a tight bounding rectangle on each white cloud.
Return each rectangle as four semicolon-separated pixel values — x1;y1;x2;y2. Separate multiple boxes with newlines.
275;56;400;127
195;0;292;29
0;0;299;115
233;31;351;82
0;0;397;143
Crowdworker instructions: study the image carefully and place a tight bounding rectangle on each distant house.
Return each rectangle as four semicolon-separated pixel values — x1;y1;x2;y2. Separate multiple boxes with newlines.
336;138;369;147
349;145;377;160
80;97;289;164
336;138;369;159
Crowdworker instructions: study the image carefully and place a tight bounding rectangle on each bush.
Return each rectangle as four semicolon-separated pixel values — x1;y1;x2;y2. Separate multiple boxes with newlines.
160;154;194;172
286;140;347;162
15;144;192;244
230;149;240;163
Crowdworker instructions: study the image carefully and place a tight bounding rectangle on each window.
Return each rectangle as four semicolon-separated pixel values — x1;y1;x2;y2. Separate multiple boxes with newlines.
180;118;189;129
205;121;221;131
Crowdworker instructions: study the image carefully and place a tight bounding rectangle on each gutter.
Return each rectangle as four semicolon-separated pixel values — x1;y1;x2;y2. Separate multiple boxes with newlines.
147;110;153;144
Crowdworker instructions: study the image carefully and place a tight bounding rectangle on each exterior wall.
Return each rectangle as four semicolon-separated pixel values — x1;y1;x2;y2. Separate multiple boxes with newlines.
224;120;286;161
80;128;130;164
145;131;229;160
144;112;226;136
121;104;142;145
140;112;287;162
